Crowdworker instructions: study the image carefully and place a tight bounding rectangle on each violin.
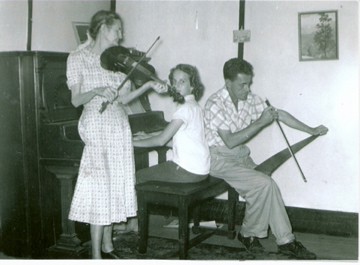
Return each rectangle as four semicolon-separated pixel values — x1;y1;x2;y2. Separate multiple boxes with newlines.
100;45;166;88
99;37;169;113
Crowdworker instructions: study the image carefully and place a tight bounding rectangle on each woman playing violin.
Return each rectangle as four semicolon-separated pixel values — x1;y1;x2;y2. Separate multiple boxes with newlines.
66;10;166;259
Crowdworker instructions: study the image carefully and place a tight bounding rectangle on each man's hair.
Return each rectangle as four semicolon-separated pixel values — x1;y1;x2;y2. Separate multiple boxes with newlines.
89;10;122;40
223;58;254;81
168;64;205;103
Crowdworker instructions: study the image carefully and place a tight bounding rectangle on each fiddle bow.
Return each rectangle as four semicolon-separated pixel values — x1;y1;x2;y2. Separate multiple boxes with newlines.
265;99;308;182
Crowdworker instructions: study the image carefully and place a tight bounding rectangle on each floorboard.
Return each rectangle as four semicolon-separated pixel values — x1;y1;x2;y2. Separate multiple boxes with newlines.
0;214;358;261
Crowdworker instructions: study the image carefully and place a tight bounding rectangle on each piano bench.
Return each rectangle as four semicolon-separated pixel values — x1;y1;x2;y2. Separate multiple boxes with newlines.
135;176;237;259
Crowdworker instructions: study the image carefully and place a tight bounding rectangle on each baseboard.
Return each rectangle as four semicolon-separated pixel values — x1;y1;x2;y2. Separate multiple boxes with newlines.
149;199;358;238
285;205;358;237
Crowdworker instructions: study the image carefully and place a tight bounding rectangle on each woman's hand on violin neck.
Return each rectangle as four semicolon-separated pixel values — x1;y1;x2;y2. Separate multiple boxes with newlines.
94;86;118;103
146;80;168;94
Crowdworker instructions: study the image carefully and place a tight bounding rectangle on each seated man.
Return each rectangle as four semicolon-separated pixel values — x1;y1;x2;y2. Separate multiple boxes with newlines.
204;58;328;259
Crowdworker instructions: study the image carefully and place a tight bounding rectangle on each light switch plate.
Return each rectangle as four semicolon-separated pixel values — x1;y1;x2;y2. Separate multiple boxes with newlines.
233;29;251;43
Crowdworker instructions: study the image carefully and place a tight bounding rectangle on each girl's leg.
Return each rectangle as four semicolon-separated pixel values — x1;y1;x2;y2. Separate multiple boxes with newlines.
90;224;104;259
102;224;114;252
136;161;207;184
126;217;138;232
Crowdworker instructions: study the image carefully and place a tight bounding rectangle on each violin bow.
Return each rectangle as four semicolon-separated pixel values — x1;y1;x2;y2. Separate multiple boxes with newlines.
265;99;308;182
99;36;161;114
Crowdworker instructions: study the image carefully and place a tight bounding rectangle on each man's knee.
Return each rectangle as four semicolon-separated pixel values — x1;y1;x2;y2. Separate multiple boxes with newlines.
256;172;274;189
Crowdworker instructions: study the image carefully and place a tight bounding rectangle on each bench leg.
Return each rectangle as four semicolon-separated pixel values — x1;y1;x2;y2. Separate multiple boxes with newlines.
137;195;148;254
227;187;237;239
191;204;201;234
178;198;189;259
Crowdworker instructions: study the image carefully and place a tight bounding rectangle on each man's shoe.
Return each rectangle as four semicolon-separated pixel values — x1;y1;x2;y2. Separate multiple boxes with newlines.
278;240;317;259
237;233;265;253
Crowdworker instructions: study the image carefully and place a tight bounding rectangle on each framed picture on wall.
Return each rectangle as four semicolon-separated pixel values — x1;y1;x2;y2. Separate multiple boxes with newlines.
298;10;338;61
72;22;90;45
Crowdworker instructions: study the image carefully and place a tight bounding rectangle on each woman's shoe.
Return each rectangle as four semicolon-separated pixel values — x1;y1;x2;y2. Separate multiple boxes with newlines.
101;250;121;259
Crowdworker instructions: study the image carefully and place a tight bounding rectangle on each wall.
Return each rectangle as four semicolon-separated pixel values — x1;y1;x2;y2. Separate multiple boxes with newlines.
32;0;111;52
118;0;359;213
243;0;359;213
117;0;239;121
117;0;240;172
0;1;28;50
0;0;110;52
0;0;357;213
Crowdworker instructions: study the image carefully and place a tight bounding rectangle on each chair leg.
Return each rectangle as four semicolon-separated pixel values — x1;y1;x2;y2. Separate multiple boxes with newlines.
137;195;148;254
227;187;237;239
178;198;189;259
191;205;201;234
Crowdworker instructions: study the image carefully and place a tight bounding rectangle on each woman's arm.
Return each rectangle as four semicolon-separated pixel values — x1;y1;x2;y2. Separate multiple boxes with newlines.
117;80;167;105
70;83;118;108
133;119;183;147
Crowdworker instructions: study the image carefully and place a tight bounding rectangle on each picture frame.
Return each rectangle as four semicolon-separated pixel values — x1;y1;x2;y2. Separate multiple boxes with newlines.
298;10;338;61
72;22;90;45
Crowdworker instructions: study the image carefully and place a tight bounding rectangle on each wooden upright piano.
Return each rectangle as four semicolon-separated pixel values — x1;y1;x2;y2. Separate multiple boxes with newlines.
0;51;168;258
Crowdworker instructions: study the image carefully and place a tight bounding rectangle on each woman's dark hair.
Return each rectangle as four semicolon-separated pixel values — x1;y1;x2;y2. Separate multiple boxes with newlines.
223;58;254;81
89;10;122;40
168;64;205;102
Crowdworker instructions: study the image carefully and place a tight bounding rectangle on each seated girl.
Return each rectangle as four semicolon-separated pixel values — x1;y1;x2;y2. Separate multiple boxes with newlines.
133;64;210;184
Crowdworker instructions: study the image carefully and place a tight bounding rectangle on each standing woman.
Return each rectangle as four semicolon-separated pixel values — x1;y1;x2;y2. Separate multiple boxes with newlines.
66;10;166;259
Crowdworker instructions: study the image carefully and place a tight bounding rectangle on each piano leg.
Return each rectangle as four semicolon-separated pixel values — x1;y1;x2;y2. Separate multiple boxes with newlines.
134;147;169;170
157;148;168;164
46;166;88;259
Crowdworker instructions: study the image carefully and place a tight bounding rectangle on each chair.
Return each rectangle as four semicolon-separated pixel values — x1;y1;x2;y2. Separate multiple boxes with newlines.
135;176;237;259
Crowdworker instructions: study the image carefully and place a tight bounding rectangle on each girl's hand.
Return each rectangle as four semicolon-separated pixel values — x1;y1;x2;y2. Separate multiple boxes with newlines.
94;87;118;103
146;81;168;94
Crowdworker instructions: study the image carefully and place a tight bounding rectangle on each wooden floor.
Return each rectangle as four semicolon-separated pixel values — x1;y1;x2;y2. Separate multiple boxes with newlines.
146;215;359;261
0;214;358;261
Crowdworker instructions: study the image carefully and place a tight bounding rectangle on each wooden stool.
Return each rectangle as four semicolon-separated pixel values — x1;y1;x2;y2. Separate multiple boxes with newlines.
135;176;237;259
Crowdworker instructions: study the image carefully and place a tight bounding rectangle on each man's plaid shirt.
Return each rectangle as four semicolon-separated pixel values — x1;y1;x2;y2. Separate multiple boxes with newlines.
204;86;266;147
